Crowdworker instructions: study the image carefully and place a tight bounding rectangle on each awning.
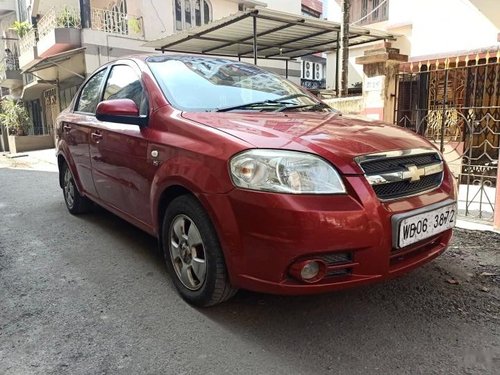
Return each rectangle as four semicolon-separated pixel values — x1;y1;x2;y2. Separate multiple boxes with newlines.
20;48;86;101
21;47;86;79
145;7;396;60
21;80;54;101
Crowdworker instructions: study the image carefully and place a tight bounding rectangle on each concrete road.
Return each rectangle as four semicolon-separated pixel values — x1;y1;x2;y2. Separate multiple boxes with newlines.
1;163;498;375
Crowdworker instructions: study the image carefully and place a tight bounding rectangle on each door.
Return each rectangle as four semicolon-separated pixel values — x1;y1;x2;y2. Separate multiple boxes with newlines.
28;99;44;135
89;63;155;226
65;68;108;198
43;88;60;136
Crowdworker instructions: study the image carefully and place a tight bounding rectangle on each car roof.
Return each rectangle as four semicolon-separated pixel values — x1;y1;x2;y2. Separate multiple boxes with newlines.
104;53;244;66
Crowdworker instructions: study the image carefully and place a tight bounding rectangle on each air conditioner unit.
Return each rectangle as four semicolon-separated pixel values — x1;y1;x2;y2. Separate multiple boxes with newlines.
302;61;313;79
314;63;323;81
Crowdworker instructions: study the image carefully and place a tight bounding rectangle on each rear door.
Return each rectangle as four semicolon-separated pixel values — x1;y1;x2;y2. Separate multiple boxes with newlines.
89;63;155;226
64;68;108;198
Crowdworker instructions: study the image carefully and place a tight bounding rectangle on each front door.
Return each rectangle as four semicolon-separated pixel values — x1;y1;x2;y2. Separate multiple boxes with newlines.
89;64;155;226
27;99;44;135
66;68;109;198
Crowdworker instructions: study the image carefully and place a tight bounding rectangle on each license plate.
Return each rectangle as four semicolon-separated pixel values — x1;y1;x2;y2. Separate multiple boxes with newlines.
395;202;457;248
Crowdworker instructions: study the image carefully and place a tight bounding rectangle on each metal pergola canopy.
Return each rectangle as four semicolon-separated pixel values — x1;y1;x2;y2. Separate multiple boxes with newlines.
145;7;396;61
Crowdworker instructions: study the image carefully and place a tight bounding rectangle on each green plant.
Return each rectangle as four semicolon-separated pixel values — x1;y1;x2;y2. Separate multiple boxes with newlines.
57;7;80;28
0;99;31;136
10;21;32;38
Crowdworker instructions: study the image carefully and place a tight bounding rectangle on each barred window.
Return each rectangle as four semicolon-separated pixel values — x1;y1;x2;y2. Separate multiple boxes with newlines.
175;0;212;31
351;0;389;25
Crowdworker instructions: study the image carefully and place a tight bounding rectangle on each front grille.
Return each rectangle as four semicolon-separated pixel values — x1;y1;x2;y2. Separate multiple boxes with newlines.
357;150;444;200
326;268;351;277
319;252;352;265
361;153;440;174
373;173;442;200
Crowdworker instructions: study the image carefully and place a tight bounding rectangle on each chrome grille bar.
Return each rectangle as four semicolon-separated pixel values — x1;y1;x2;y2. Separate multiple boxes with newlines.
355;149;444;200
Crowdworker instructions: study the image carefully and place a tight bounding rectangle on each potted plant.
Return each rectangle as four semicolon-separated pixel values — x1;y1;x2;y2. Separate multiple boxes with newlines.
10;21;32;38
57;7;80;28
0;99;30;136
0;99;35;154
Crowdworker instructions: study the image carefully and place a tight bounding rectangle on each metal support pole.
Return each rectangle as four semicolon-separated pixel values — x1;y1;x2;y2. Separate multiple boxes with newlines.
285;60;289;79
340;0;351;97
253;16;258;65
335;31;340;95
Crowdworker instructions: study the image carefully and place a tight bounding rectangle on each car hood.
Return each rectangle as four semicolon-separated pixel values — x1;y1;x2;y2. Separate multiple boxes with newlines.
182;112;435;174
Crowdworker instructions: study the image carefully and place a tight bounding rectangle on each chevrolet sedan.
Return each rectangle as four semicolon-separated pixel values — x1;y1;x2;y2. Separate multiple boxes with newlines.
56;55;457;306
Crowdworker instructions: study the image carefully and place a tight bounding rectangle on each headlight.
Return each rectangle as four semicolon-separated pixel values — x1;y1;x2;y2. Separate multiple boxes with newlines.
229;149;346;194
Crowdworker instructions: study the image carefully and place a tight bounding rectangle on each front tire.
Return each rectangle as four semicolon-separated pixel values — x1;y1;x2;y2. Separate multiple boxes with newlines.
62;163;91;214
162;195;237;306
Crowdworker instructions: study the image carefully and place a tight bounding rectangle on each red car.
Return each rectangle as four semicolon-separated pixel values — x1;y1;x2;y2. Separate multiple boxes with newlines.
56;55;457;306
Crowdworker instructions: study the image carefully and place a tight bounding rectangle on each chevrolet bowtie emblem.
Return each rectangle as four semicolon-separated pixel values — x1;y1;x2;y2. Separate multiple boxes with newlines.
364;161;443;187
405;164;426;182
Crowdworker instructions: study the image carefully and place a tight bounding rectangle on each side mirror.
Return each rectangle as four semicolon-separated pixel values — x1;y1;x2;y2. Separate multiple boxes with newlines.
96;99;147;127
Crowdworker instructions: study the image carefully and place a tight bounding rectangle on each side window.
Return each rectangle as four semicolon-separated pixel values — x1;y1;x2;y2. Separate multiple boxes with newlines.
75;69;107;114
103;65;148;116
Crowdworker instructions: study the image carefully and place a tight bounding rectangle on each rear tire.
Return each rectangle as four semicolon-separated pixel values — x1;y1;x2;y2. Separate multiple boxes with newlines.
162;195;237;306
62;162;91;214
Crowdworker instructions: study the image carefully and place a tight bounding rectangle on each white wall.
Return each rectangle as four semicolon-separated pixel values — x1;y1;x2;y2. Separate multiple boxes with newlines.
31;0;79;16
0;12;18;58
325;46;364;90
347;0;499;58
262;0;301;14
409;0;498;58
119;0;302;43
325;0;500;88
326;0;341;22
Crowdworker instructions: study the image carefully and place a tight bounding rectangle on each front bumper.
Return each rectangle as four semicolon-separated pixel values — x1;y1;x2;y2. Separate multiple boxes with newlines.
201;169;456;295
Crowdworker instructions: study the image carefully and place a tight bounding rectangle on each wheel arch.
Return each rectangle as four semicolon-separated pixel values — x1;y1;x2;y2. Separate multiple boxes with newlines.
157;184;193;237
56;146;84;195
154;181;236;276
57;154;66;189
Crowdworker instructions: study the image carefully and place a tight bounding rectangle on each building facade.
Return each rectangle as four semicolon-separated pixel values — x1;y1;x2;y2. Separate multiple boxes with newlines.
0;0;22;99
1;0;306;148
326;0;500;90
299;0;327;91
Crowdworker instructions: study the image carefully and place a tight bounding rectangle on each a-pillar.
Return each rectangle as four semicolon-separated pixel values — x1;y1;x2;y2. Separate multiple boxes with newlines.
355;42;408;122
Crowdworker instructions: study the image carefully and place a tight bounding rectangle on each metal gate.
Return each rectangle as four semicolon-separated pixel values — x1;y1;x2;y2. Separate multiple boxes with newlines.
394;53;500;222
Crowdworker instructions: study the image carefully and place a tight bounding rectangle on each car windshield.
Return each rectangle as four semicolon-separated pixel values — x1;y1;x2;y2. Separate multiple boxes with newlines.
147;55;331;113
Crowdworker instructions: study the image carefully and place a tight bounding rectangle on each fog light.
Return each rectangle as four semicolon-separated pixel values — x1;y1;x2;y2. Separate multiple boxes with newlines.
301;261;320;280
289;259;326;283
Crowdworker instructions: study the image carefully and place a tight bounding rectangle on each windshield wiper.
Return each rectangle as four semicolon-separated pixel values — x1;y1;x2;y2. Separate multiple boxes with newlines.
276;102;332;112
273;93;311;101
214;99;297;112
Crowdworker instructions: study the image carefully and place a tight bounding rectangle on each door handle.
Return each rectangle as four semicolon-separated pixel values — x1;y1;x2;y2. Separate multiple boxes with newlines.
91;131;103;143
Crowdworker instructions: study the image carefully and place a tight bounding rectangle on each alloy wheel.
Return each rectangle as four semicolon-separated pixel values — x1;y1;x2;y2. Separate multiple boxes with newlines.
169;214;207;291
64;168;75;209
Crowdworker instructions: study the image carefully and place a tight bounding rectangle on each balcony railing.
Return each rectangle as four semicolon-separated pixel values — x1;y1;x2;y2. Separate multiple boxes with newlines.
0;56;20;72
37;6;82;39
19;29;37;55
91;8;144;38
0;56;21;85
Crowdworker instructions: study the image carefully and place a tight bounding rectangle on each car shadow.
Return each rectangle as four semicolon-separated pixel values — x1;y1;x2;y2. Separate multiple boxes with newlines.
80;200;479;371
2;165;491;373
77;203;165;271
